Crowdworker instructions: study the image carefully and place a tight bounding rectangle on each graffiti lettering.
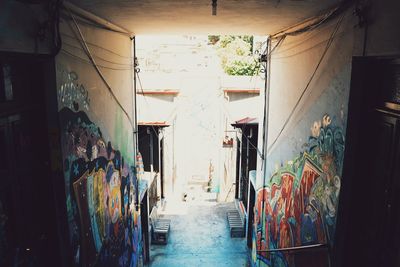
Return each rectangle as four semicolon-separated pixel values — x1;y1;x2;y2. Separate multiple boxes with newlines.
57;67;90;111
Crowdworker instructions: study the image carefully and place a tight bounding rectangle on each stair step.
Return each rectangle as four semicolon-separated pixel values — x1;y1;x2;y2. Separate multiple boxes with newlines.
227;209;245;238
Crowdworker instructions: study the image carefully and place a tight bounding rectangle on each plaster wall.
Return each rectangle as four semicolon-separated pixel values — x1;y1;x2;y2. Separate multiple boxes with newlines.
253;9;355;267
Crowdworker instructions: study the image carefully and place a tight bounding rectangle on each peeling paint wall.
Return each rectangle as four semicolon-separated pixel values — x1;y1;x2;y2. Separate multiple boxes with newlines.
55;15;139;267
253;10;355;267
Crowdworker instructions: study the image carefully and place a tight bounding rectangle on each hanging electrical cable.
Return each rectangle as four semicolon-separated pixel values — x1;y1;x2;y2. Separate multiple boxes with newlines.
60;49;132;70
61;32;132;59
220;100;264;160
65;7;134;128
135;70;163;137
62;42;133;66
271;15;348;57
270;0;353;40
267;11;346;154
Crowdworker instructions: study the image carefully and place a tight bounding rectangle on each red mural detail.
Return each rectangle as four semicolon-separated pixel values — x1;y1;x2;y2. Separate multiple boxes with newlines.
299;162;320;214
254;159;327;265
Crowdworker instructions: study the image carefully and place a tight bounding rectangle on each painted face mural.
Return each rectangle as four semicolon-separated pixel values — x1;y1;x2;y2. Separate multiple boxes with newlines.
108;169;122;224
253;115;345;267
57;67;142;267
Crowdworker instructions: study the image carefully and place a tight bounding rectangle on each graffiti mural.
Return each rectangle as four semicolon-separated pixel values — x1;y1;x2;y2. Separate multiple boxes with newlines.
254;115;344;266
57;66;90;112
59;107;141;267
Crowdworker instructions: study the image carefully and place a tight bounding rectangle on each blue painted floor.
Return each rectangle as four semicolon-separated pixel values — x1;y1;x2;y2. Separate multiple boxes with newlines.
148;196;250;267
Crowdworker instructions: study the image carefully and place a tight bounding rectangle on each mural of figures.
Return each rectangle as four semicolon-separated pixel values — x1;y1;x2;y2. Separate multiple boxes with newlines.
253;115;344;267
59;106;141;267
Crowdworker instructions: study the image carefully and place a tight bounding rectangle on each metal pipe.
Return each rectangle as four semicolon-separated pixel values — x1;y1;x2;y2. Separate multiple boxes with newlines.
258;37;271;266
63;1;133;38
257;243;328;253
133;37;139;151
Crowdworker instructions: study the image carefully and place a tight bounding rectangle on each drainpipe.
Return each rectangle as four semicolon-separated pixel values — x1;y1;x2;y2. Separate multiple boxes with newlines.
246;128;251;196
131;36;140;212
259;36;272;264
149;127;154;174
133;37;139;151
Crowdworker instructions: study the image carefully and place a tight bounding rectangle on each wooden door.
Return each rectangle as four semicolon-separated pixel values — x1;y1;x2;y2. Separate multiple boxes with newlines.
336;57;400;267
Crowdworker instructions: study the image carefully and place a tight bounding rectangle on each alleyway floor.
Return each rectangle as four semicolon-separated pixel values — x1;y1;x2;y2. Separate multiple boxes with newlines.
149;193;250;267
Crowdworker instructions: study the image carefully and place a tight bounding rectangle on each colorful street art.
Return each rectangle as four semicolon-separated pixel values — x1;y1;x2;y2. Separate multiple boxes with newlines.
59;107;141;267
254;115;344;267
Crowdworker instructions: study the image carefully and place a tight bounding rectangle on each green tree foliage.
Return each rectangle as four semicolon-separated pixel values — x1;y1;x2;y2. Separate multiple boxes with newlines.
209;35;260;76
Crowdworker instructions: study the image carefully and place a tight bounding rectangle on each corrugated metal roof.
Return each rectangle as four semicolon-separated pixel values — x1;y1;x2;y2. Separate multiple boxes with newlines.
137;89;179;95
231;117;258;127
138;121;170;127
223;88;260;94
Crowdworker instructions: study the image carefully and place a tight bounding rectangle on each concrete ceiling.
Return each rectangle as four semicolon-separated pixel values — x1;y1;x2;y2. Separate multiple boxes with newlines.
69;0;342;35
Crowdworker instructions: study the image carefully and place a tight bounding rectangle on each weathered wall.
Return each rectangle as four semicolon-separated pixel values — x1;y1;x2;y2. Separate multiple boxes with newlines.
0;1;53;54
55;14;140;266
253;10;355;267
136;90;178;198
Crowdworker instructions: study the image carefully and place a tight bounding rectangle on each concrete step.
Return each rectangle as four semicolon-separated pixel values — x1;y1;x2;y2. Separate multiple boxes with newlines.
226;209;245;238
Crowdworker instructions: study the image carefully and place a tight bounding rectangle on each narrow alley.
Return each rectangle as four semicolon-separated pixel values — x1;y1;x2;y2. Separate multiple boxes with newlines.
149;196;249;267
1;1;400;267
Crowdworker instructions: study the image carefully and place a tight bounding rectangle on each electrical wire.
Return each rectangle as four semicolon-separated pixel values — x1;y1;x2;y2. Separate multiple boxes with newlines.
219;97;264;160
62;41;132;66
271;3;341;40
272;30;348;60
61;32;132;59
65;8;134;128
271;9;352;59
136;70;164;137
240;123;265;160
271;16;343;56
270;0;353;42
267;12;346;154
269;36;286;56
259;36;271;173
29;0;62;57
61;49;132;70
